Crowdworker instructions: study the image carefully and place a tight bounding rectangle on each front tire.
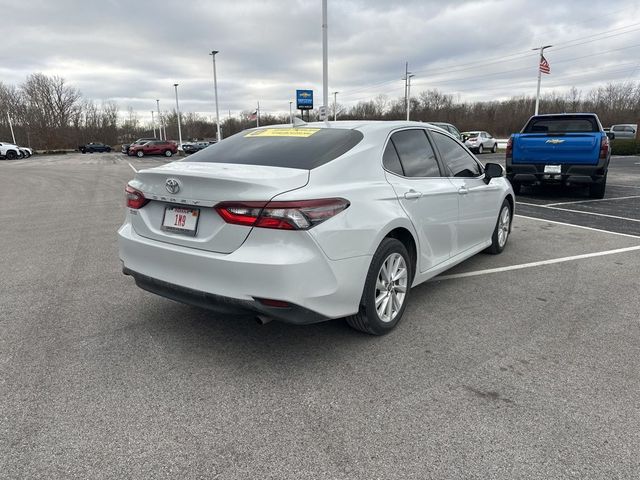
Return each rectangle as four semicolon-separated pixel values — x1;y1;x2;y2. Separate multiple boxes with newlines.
5;150;17;160
164;150;173;157
136;150;144;158
487;200;511;254
491;143;498;153
346;238;412;335
478;144;484;154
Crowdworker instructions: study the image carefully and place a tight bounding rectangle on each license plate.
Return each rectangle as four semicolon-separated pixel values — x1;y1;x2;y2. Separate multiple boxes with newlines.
161;206;200;236
544;165;562;174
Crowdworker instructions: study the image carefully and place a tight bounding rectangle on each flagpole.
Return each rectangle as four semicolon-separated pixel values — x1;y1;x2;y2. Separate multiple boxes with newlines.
256;101;260;127
533;45;552;116
7;112;16;144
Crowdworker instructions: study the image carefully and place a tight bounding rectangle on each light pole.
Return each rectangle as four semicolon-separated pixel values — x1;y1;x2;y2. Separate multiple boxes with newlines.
151;111;156;138
289;101;293;124
156;99;163;140
209;50;222;142
173;84;183;150
332;91;338;121
406;74;415;121
321;0;328;120
533;45;552;115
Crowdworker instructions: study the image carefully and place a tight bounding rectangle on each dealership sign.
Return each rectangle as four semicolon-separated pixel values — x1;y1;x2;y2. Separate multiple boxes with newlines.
296;90;313;110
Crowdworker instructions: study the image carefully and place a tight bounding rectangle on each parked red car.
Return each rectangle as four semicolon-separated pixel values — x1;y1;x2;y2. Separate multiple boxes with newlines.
128;140;177;158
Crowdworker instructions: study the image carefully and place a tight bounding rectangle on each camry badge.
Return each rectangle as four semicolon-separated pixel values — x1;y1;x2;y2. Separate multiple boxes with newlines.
545;139;565;144
165;178;181;194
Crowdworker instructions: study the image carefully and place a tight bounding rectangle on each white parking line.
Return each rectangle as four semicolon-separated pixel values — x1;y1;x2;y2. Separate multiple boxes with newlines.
515;214;640;239
546;195;640;206
433;245;640;282
609;184;640;189
518;202;640;223
127;162;138;173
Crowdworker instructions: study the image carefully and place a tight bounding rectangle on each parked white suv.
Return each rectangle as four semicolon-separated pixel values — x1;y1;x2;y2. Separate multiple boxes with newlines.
0;142;22;160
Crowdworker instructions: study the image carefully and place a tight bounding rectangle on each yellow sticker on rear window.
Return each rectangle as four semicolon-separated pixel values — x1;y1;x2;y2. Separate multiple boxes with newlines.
244;128;320;138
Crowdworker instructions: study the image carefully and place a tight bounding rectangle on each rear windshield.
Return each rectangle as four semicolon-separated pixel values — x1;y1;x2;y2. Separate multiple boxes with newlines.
185;127;364;169
523;116;599;134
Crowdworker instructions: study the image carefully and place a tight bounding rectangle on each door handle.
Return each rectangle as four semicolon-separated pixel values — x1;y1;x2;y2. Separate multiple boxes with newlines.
458;186;469;195
404;190;422;199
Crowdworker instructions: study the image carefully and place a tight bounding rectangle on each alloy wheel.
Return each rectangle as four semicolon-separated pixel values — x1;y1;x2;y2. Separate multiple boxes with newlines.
497;206;510;247
375;253;408;323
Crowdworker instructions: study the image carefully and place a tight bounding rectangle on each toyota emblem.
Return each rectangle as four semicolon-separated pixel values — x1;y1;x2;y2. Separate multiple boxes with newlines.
165;178;181;194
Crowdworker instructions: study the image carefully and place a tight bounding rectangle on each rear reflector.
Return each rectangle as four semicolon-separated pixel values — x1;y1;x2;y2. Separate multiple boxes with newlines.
255;298;290;308
215;198;349;230
125;185;148;209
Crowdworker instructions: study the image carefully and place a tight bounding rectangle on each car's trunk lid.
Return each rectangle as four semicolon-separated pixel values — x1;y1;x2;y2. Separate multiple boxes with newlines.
128;162;309;253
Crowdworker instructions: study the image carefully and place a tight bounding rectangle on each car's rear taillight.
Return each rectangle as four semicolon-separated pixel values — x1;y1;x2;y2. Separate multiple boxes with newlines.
215;198;350;230
506;136;513;160
599;135;610;160
125;185;148;209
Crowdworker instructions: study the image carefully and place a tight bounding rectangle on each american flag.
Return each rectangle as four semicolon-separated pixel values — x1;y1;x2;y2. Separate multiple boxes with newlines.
539;55;550;74
248;110;257;121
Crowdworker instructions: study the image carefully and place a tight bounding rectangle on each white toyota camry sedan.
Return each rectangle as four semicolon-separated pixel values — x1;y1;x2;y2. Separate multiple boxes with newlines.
119;121;514;335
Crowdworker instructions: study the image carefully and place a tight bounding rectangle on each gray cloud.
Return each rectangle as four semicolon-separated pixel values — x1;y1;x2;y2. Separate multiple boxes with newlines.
1;0;639;123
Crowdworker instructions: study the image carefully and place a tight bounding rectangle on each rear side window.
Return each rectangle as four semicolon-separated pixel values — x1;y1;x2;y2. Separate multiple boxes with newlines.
187;127;364;169
389;129;440;177
383;142;404;176
431;131;482;178
523;116;598;133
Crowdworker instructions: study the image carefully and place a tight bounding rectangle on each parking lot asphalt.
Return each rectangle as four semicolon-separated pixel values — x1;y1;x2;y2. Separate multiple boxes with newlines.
1;152;640;479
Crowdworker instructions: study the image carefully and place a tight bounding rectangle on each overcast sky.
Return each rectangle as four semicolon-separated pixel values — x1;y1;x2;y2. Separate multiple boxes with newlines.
1;0;640;122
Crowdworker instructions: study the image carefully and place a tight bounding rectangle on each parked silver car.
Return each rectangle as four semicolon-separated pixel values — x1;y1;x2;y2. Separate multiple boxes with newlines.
461;131;498;154
609;124;637;139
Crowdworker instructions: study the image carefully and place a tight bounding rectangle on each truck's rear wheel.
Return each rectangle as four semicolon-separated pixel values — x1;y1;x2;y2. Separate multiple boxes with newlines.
589;174;607;199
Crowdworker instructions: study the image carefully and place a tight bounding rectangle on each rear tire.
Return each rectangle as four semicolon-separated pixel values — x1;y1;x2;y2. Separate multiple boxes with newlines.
346;238;413;335
164;150;173;157
136;150;144;158
106;147;111;153
478;144;484;154
5;150;17;160
491;143;498;153
589;174;607;199
486;200;511;254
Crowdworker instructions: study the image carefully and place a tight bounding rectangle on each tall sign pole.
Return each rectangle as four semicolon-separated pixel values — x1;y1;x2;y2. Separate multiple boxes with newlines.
151;111;156;138
321;0;328;121
173;84;183;149
333;91;338;121
533;45;552;116
210;50;222;142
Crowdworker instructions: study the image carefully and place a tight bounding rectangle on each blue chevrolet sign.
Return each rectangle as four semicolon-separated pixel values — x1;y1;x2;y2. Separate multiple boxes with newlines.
296;90;313;110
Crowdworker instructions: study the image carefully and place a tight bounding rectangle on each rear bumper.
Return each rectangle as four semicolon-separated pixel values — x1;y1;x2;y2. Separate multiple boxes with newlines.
118;222;371;323
123;268;330;324
506;157;608;185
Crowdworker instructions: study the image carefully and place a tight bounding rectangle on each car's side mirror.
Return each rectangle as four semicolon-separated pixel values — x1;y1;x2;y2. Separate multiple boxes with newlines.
606;131;615;141
484;162;504;184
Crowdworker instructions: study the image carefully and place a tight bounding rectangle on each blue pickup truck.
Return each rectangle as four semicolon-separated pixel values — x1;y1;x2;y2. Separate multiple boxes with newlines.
506;113;612;198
